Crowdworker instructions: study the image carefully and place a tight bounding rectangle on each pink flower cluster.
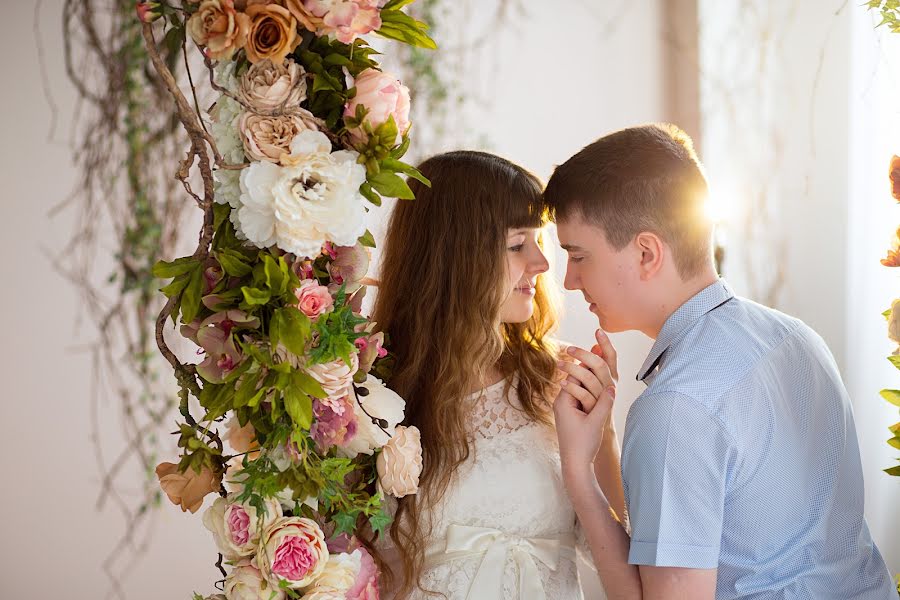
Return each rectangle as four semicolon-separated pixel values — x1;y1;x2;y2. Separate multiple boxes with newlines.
310;395;358;451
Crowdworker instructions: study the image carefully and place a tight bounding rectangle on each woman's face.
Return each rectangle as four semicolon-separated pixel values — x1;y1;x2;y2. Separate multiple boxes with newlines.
499;227;550;324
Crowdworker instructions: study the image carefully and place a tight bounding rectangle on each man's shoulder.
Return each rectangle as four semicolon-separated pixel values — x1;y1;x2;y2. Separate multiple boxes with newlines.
647;296;809;406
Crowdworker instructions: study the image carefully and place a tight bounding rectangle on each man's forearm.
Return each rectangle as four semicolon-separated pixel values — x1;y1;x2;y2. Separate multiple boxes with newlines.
566;464;642;600
594;423;627;527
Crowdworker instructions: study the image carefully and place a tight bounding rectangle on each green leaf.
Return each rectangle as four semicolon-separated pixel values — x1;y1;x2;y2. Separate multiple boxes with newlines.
274;308;311;356
369;171;414;200
888;435;900;450
241;286;271;306
324;53;352;67
389;135;410;159
382;158;430;186
292;370;327;399
375;114;399;146
160;271;190;297
884;307;893;320
263;255;287;295
889;355;900;370
181;266;204;324
885;464;900;477
331;511;359;537
880;389;900;407
359;182;382;206
369;504;393;537
284;385;313;429
382;0;416;9
153;256;198;279
377;11;437;50
234;370;262;409
217;249;253;277
358;229;376;248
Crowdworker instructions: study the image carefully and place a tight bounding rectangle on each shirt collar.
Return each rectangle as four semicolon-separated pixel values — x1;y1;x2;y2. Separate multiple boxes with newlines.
637;279;735;383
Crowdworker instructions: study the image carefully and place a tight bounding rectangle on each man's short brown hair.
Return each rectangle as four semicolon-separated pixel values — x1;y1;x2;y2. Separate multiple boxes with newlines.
544;123;713;278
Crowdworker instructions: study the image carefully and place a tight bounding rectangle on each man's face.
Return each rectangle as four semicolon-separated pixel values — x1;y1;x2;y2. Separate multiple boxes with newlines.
556;213;640;333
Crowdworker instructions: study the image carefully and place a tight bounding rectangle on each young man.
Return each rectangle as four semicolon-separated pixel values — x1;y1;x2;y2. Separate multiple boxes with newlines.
546;124;895;599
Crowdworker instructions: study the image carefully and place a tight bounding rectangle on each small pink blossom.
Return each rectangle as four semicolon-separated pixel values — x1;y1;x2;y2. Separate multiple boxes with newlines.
294;280;334;319
311;396;358;451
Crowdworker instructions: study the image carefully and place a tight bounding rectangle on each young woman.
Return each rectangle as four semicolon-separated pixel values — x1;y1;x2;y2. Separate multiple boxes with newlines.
370;150;625;599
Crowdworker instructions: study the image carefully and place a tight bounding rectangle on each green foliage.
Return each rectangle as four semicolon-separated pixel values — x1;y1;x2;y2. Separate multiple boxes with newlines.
868;0;900;33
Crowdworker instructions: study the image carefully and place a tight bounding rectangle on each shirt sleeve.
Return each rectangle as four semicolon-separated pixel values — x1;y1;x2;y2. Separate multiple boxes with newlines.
621;391;736;569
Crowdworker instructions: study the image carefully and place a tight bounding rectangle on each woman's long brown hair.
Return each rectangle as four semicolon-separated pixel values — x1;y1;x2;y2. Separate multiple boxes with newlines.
370;150;560;597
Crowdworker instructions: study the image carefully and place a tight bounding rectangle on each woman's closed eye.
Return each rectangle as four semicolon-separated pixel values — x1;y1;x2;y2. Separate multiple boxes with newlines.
508;244;524;252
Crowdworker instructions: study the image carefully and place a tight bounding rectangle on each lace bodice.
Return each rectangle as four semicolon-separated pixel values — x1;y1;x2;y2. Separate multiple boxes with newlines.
382;378;602;600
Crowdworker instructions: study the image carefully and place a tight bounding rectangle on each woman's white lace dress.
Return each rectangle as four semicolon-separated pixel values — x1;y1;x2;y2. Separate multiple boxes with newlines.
383;377;603;600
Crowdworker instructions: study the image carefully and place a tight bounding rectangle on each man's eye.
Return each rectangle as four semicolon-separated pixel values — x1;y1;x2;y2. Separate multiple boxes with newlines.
569;256;584;263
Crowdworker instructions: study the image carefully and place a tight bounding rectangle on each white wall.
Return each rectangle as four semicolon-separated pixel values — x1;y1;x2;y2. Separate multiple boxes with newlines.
0;1;668;598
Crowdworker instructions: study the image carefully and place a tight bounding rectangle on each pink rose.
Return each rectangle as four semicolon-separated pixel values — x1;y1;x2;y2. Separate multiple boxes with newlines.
344;68;410;146
304;0;383;44
258;517;330;589
294;279;334;318
347;546;380;600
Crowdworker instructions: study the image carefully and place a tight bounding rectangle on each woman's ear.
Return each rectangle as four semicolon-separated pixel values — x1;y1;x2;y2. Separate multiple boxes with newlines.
634;232;665;281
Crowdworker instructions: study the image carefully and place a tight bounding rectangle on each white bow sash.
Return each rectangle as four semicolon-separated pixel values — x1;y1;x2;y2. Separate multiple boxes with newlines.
425;524;576;600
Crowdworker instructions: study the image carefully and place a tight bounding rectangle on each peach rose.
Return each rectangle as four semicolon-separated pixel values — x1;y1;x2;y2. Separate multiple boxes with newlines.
238;58;308;113
155;462;222;513
187;0;251;61
293;279;335;318
238;111;310;162
376;425;422;498
344;68;410;146
224;416;260;458
245;3;299;65
890;155;900;201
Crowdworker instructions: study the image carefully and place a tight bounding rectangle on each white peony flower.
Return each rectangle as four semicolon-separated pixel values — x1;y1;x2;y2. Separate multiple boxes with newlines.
224;565;285;600
339;374;406;458
235;130;367;258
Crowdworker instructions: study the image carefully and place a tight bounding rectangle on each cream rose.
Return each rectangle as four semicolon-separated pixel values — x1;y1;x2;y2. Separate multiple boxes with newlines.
224;565;285;600
340;374;406;458
258;516;329;589
307;353;359;401
238;111;310;162
245;3;298;65
186;0;250;60
202;494;282;559
377;425;422;498
305;550;363;593
239;58;308;113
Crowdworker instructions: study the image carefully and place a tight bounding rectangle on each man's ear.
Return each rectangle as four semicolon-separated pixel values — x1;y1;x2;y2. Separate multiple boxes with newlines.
634;232;665;280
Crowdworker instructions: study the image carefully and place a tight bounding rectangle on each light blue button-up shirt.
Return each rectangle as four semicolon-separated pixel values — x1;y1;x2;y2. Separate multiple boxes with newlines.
621;279;895;599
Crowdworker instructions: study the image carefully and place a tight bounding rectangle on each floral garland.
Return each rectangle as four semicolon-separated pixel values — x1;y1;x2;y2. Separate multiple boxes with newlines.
137;1;433;598
881;156;900;479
